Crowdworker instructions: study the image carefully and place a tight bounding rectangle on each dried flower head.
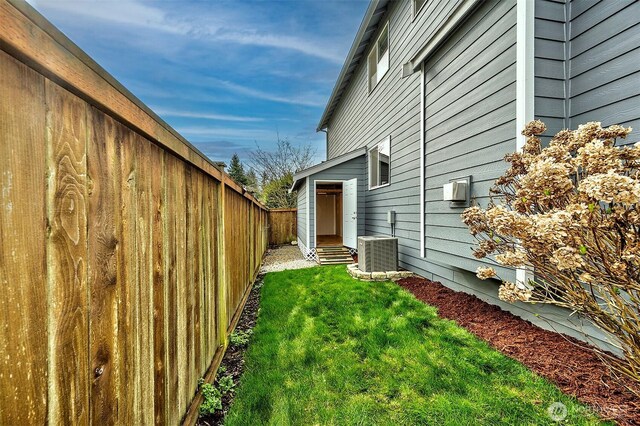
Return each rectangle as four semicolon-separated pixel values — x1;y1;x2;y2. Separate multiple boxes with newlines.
476;266;497;280
495;250;528;267
498;281;532;303
522;119;547;137
578;171;640;205
574;139;623;173
597;124;632;140
550;247;583;271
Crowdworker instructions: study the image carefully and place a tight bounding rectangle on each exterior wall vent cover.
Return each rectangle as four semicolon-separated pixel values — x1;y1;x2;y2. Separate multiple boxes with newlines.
358;236;398;272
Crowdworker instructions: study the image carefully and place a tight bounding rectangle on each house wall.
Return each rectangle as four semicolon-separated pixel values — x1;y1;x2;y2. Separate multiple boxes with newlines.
534;0;567;141
323;0;617;351
297;178;308;249
534;0;640;144
307;156;366;249
423;0;517;279
567;0;640;143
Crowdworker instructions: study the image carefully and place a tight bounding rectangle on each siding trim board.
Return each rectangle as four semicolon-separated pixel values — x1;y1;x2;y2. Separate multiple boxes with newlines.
306;177;310;249
516;0;535;286
420;63;425;258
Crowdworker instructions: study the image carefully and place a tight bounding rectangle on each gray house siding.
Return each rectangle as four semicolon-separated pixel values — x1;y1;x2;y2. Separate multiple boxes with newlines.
297;178;308;248
318;0;619;351
534;0;640;143
534;0;567;141
424;0;517;279
568;0;640;143
326;0;462;158
307;156;366;248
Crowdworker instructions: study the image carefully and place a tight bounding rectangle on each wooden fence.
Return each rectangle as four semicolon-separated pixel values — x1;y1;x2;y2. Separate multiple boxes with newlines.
0;1;267;424
268;208;298;245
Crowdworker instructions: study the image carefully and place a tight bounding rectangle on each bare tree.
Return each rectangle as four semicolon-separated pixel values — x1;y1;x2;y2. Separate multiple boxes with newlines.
248;136;315;183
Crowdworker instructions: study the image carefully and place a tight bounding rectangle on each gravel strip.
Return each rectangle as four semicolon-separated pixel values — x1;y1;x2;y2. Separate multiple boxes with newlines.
260;245;316;273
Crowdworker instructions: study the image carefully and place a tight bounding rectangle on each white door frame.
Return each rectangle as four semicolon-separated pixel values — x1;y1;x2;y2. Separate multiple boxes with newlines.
313;179;346;248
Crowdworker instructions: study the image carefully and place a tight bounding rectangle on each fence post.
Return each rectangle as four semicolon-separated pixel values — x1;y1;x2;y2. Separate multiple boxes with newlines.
217;176;228;348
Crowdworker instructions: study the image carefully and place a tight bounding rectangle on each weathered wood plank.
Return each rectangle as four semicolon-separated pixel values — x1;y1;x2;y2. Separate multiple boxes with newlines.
185;166;196;399
117;124;140;425
150;143;167;425
164;153;180;425
45;79;89;425
0;50;47;425
175;159;188;415
88;107;120;424
135;134;155;424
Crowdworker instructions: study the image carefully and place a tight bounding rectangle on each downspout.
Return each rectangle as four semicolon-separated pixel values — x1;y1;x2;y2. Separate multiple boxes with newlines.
320;128;329;160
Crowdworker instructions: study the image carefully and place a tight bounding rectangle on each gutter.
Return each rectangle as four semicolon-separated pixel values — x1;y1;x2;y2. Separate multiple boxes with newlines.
316;0;384;131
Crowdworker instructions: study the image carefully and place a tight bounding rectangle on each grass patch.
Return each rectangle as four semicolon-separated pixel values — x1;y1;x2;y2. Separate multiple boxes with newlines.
225;266;608;425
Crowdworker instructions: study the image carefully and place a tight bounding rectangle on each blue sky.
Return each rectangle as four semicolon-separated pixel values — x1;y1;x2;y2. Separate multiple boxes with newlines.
26;0;369;165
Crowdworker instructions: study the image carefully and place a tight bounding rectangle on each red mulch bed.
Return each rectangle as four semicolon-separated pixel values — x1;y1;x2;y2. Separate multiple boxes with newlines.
397;276;640;425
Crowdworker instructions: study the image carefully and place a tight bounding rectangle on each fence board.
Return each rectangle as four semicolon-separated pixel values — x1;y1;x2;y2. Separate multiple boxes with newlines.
0;50;48;425
88;108;120;424
150;142;167;425
0;3;269;425
135;134;155;424
46;80;90;424
268;208;297;245
118;122;140;425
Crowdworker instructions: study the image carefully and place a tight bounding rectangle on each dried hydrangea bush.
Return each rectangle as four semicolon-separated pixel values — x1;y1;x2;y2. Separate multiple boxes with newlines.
462;120;640;391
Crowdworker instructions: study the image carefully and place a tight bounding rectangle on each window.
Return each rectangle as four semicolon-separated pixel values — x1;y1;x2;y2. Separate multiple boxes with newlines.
369;137;390;189
413;0;427;17
367;22;390;92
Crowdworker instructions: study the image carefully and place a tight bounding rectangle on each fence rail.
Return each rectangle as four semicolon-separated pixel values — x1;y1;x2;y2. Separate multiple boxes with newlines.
268;208;298;245
0;1;268;424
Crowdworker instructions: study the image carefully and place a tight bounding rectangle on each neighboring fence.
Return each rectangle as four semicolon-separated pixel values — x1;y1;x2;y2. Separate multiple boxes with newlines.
268;208;298;245
0;1;267;425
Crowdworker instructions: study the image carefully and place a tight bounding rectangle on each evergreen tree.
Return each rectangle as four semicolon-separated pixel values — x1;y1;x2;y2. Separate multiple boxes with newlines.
228;153;248;186
245;169;259;196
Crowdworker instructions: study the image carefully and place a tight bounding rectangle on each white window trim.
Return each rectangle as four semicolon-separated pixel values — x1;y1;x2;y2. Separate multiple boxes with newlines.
368;136;391;190
367;22;390;93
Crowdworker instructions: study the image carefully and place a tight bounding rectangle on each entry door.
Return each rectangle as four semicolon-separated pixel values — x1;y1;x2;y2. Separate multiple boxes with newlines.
342;178;358;248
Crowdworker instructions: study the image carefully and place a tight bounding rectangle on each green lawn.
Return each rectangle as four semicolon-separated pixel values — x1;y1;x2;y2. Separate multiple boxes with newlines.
225;266;607;425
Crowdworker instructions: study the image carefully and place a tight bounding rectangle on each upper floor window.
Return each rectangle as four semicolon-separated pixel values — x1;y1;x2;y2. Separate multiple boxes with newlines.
413;0;427;17
369;136;390;189
367;22;389;92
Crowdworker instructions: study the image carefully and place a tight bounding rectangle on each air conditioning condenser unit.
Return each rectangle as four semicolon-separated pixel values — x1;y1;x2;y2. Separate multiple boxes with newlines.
358;236;398;272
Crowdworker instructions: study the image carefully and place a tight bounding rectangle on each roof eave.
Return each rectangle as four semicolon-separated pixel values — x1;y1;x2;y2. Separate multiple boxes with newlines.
316;0;387;131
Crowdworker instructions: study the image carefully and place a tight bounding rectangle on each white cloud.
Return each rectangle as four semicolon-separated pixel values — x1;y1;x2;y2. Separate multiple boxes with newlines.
31;0;343;64
154;108;264;122
30;0;187;33
215;30;343;64
214;79;326;108
177;126;277;140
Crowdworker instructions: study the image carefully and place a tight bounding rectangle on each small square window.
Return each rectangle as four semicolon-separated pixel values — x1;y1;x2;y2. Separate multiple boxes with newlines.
367;22;390;92
369;137;391;189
